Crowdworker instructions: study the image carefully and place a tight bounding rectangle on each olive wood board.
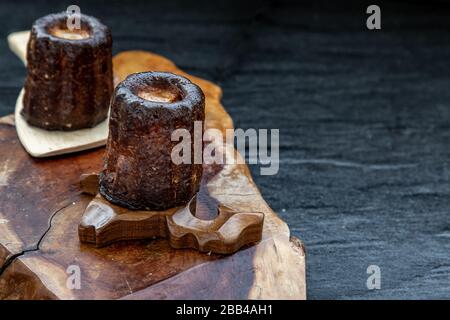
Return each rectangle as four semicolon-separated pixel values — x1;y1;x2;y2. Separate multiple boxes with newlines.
0;50;306;299
8;31;109;158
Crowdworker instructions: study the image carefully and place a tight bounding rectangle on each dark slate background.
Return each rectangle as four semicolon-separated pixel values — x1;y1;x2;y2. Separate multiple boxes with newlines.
1;0;450;299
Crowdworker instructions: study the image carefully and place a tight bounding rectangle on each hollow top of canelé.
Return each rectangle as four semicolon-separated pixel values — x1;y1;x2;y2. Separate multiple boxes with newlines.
137;86;183;103
31;12;110;44
49;26;91;40
116;71;205;108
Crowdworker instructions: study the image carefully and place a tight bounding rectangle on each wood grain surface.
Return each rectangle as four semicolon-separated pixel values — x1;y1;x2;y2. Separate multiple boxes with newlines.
0;49;306;299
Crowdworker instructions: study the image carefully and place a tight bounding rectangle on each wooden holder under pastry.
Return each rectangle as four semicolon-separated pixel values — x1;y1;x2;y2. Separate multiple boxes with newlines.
79;173;264;254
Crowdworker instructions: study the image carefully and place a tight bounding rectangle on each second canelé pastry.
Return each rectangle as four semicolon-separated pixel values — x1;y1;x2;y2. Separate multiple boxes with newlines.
22;12;113;130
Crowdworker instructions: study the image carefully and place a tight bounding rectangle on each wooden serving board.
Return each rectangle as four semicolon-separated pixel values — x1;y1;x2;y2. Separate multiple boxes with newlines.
8;31;109;158
0;50;306;299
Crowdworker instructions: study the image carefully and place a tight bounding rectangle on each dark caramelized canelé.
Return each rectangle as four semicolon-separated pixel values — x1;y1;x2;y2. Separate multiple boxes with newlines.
100;72;205;211
22;12;113;130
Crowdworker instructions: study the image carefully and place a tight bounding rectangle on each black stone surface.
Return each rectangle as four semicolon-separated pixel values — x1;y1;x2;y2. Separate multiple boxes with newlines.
1;0;450;299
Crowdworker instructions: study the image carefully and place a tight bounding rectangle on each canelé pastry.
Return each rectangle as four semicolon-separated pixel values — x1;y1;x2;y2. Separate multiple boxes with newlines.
100;72;205;210
22;12;113;130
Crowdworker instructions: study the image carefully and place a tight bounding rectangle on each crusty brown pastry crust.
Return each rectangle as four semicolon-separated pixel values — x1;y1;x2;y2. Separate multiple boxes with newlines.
100;72;205;211
22;12;113;130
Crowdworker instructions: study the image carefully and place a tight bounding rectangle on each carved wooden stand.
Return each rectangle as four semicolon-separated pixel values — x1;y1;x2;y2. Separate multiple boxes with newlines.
78;174;264;254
